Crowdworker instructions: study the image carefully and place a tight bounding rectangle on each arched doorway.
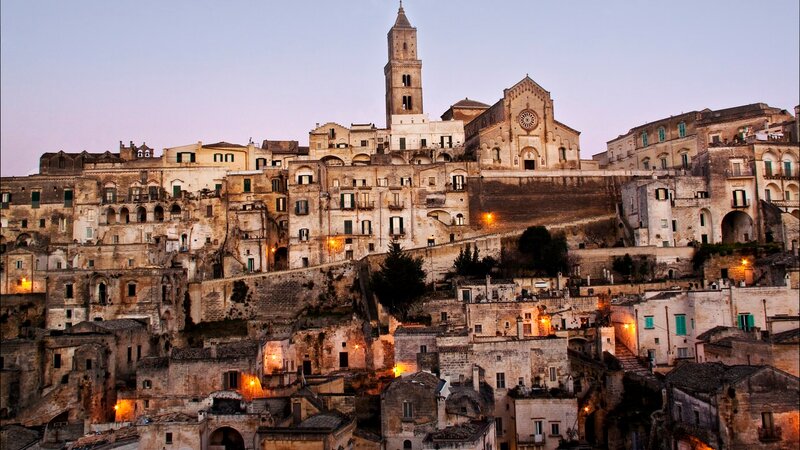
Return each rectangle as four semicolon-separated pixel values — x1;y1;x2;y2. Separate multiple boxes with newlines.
274;247;288;270
520;147;539;170
119;207;130;224
721;211;753;243
154;205;164;222
106;208;116;225
208;426;245;450
136;206;147;223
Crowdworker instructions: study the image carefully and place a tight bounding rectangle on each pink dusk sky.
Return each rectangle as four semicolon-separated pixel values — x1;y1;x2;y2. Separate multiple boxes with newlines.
1;0;798;176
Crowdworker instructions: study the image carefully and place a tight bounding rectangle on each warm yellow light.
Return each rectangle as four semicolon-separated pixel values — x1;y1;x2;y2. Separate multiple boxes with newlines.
483;212;495;225
392;365;403;377
623;323;630;330
584;406;590;413
270;354;277;360
354;344;360;350
741;258;748;266
249;379;255;386
271;247;277;253
113;404;119;410
21;277;27;283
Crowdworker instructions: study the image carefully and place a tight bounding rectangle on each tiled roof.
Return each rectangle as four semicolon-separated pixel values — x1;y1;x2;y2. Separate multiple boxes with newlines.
771;328;800;344
451;98;490;109
171;340;259;361
666;362;761;394
91;318;147;332
202;141;246;149
298;411;350;430
425;420;491;442
393;5;412;28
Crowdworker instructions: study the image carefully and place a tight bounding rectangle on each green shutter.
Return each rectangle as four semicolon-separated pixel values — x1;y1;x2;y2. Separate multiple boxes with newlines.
675;315;687;335
173;185;181;198
644;316;654;329
176;153;182;163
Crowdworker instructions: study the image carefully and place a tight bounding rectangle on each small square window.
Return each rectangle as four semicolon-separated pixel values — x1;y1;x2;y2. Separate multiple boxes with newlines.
165;432;173;444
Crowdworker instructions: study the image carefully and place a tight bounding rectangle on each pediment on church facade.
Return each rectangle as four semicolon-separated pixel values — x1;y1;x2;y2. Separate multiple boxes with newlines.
504;76;551;102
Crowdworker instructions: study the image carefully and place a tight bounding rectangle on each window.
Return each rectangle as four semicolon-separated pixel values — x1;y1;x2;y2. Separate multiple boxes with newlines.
88;259;94;268
400;177;412;186
675;314;687;336
451;175;465;191
224;371;240;389
641;131;648;147
143;379;152;389
496;372;506;389
660;157;668;169
661;219;668;229
66;309;72;319
402;74;411;86
271;178;282;192
534;420;543;436
213;153;223;162
441;311;448;321
644;316;654;329
165;433;173;445
495;417;503;436
678;122;686;138
54;353;62;368
681;153;689;168
677;347;689;358
128;283;136;297
272;197;285;212
377;178;388;187
1;192;10;208
738;313;755;331
389;216;404;235
137;345;142;360
474;324;482;333
225;153;234;162
672;220;677;232
549;367;557;382
31;191;40;208
247;258;255;273
86;227;94;239
66;284;74;299
243;178;251;192
732;189;748;207
402;401;413;418
402;95;412;110
551;423;560;436
39;218;46;228
523;323;532;334
344;220;353;235
764;160;773;176
658;127;666;142
63;190;73;207
399;138;406;150
784;160;793;177
420;345;427;354
299;228;309;241
655;188;668;200
699;213;706;227
762;412;775;435
420;138;427;148
340;193;354;210
86;359;93;370
361;220;372;235
297;174;313;184
295;200;309;215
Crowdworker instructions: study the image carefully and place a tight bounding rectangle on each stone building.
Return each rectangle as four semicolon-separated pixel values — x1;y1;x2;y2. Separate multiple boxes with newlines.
696;326;800;377
611;283;799;368
463;77;581;171
663;362;799;449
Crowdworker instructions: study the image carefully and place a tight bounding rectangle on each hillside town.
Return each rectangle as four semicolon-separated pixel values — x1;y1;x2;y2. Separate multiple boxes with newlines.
1;5;799;450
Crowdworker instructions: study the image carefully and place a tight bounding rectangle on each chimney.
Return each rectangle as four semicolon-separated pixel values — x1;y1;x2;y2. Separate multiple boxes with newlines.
472;365;480;392
517;316;524;339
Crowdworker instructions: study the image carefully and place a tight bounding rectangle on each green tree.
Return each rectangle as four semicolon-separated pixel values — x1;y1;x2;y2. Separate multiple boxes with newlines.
371;241;427;319
612;253;634;277
518;226;568;276
453;244;497;278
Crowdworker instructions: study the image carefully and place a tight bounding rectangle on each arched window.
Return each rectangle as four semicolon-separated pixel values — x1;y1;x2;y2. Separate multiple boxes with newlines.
642;158;651;170
214;153;223;162
225;153;235;162
136;206;147;223
492;148;501;163
299;228;309;241
455;214;465;226
154;205;164;222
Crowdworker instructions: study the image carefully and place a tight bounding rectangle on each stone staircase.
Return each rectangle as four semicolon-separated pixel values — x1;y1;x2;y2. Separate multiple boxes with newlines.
614;339;654;378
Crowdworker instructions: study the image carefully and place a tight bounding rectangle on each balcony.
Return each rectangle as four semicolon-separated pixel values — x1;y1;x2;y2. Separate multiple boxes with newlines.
341;204;355;211
758;426;782;443
388;202;405;210
764;170;798;180
731;200;750;208
357;201;375;210
770;199;800;209
389;230;406;237
725;168;754;178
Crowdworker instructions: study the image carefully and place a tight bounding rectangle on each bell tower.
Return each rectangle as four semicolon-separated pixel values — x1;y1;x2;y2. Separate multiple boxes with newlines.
384;2;423;128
